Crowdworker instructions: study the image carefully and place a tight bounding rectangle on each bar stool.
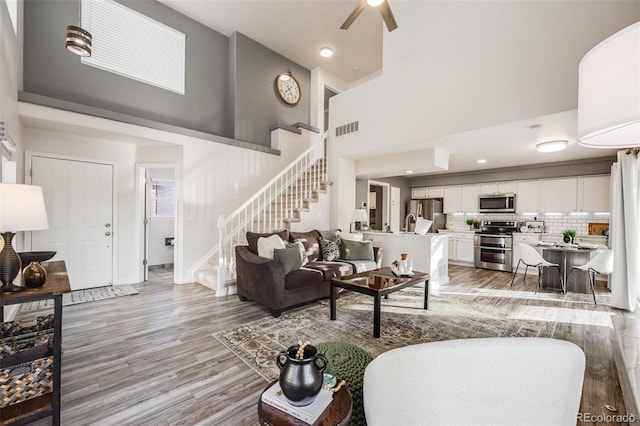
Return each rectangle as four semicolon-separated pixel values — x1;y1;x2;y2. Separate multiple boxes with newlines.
568;250;613;304
511;243;564;294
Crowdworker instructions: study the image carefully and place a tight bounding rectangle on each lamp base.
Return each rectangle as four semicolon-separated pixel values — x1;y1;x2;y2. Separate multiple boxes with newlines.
0;283;25;294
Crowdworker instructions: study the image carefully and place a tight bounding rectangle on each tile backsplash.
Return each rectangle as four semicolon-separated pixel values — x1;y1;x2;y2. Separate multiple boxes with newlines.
445;213;609;236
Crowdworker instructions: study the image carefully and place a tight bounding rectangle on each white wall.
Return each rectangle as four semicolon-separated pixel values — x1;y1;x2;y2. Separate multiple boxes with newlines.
148;218;174;266
19;105;319;284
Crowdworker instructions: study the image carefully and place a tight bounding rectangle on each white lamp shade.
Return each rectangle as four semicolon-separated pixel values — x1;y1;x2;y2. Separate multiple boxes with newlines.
577;21;640;148
352;209;369;222
0;184;49;232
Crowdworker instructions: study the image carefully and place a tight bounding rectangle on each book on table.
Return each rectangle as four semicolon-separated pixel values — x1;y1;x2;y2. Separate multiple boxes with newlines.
261;381;333;424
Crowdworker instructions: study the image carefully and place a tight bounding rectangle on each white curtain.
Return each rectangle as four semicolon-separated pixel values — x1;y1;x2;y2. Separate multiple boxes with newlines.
610;149;640;311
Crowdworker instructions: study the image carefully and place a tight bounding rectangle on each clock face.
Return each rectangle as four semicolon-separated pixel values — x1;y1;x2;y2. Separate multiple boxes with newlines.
275;73;301;106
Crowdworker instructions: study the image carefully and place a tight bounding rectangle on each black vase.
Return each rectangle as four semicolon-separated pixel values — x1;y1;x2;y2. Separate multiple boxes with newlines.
23;261;47;288
563;235;571;243
276;344;327;406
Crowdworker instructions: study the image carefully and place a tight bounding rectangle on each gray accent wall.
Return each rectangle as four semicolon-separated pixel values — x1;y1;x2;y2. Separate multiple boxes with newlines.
22;0;310;149
408;157;615;187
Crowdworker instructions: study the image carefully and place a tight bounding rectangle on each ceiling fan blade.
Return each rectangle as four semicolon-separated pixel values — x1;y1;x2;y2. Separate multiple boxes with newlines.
340;0;368;30
379;0;398;32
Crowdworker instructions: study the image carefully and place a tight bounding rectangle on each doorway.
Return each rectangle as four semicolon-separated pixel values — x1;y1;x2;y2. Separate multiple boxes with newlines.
138;165;176;283
29;155;114;290
367;180;390;231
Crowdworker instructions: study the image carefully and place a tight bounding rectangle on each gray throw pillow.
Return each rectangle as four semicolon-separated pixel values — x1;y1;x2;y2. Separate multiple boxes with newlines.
274;247;303;276
340;239;374;261
319;238;341;261
286;240;309;265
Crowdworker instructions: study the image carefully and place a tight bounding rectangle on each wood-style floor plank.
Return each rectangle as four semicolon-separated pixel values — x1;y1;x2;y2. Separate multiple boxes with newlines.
19;265;628;425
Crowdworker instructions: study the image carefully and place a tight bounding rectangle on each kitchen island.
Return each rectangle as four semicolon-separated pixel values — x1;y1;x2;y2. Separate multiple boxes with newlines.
363;232;449;288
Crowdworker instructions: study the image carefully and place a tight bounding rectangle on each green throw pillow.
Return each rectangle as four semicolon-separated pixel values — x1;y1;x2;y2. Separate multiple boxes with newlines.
340;239;374;261
274;247;303;275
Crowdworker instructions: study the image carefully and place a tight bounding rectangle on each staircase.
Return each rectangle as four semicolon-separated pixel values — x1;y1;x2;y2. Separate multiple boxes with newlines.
194;145;329;295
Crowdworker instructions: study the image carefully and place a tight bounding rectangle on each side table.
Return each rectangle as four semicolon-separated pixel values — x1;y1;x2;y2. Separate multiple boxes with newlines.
258;380;352;426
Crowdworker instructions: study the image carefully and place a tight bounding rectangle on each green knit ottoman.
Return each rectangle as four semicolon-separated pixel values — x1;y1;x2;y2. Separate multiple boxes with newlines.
317;342;372;426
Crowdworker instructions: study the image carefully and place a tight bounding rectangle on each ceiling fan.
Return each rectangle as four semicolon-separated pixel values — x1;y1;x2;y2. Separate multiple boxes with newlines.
340;0;398;32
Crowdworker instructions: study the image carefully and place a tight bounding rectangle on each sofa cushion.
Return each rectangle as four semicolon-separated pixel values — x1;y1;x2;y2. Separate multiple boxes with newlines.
257;234;286;259
341;239;374;261
290;230;322;262
274;247;303;276
342;260;379;274
247;230;289;255
336;231;364;241
284;267;325;290
319;238;341;261
305;261;354;281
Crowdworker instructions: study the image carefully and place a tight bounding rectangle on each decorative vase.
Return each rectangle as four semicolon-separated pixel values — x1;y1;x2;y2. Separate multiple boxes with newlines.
563;235;571;243
276;344;327;406
23;261;47;288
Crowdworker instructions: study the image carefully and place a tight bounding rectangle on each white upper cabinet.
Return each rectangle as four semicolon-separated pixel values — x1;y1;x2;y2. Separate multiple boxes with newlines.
541;178;578;212
516;180;541;213
480;182;516;195
460;185;480;213
578;175;610;212
411;186;444;199
411;187;427;199
443;186;461;213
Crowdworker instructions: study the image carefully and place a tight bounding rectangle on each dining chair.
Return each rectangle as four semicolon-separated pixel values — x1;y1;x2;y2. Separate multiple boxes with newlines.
511;243;564;293
567;249;613;304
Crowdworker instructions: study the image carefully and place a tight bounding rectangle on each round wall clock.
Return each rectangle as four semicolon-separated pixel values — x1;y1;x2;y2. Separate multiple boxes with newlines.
274;71;301;106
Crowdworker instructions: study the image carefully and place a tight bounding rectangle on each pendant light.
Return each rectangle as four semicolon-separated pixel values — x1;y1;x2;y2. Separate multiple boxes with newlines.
66;0;92;57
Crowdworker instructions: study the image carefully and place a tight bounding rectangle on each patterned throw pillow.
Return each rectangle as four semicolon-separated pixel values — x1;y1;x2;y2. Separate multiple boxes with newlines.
285;240;308;266
319;237;341;261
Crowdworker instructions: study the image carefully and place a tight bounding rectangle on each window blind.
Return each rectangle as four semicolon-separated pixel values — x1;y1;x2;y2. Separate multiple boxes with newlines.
81;0;185;94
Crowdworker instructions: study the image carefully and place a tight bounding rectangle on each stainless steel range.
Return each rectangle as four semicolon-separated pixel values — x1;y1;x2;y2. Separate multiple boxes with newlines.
474;221;518;272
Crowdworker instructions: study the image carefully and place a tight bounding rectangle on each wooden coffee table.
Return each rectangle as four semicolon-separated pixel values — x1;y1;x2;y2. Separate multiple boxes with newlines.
330;267;430;338
258;380;352;426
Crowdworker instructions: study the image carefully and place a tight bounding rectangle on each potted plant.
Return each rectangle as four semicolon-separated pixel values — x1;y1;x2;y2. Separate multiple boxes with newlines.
466;219;474;230
562;229;577;244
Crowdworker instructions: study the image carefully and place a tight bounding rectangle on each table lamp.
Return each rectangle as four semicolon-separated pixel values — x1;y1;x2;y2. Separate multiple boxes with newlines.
351;208;369;231
0;184;49;293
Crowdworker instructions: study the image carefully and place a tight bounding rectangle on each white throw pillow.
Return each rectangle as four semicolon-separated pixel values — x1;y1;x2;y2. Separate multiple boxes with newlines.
336;231;364;242
257;234;286;259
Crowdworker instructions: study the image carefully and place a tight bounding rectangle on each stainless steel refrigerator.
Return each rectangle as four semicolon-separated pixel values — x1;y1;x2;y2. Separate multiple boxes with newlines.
406;199;445;232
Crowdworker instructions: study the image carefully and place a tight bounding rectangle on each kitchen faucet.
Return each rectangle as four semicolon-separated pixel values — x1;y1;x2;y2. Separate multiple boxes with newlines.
404;213;416;232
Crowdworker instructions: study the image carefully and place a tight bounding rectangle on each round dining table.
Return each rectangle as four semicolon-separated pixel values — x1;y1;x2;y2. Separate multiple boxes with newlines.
534;243;606;294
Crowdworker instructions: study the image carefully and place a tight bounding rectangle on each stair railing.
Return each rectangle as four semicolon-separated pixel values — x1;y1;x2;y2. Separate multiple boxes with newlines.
214;142;326;295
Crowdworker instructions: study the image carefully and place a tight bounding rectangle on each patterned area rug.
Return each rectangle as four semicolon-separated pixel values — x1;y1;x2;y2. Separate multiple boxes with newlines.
17;284;139;314
213;283;557;382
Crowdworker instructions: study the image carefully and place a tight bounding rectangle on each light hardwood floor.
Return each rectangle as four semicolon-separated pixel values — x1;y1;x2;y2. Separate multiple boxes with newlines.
25;265;627;425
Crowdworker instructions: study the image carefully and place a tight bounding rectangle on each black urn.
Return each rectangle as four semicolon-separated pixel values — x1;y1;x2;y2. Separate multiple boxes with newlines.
276;344;327;406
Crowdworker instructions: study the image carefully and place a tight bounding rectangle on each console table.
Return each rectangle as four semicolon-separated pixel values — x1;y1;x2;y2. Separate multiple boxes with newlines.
0;261;71;426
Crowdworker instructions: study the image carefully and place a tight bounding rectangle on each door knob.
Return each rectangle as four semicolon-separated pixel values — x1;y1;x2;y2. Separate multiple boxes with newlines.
105;231;111;236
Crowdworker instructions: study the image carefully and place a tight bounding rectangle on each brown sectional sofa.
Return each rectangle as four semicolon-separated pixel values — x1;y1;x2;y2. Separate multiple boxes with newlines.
235;229;382;317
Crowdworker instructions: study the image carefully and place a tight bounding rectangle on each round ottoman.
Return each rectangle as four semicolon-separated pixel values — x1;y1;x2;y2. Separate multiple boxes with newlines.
317;341;372;426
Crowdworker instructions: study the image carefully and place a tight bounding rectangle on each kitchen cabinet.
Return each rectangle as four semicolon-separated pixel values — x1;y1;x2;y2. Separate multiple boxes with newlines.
442;231;475;264
444;185;478;213
516;180;541;213
578;175;610;212
541;178;578;213
411;186;444;199
480;182;516;195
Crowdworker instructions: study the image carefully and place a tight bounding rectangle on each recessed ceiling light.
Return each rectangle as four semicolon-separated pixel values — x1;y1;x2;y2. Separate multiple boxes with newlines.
367;0;384;6
477;159;487;164
406;170;414;174
320;47;333;58
536;140;568;153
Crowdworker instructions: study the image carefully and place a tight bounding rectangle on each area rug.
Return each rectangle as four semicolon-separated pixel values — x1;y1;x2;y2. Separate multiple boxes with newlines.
213;284;557;382
17;284;139;314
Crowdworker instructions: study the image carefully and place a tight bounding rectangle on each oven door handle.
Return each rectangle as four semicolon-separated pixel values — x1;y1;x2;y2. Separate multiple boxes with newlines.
477;246;512;251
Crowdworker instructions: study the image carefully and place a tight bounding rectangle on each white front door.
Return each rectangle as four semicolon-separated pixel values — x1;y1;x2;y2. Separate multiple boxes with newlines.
30;156;114;290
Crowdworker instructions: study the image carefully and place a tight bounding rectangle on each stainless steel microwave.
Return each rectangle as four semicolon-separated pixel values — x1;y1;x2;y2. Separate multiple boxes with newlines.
478;193;516;213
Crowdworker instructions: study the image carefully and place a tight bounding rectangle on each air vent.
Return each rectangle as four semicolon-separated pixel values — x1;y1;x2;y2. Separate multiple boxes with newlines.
0;121;6;139
336;121;359;137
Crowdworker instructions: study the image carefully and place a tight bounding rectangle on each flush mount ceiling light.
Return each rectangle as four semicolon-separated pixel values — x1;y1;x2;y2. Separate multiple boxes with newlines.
577;21;639;148
65;0;92;57
320;47;333;58
536;140;568;153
